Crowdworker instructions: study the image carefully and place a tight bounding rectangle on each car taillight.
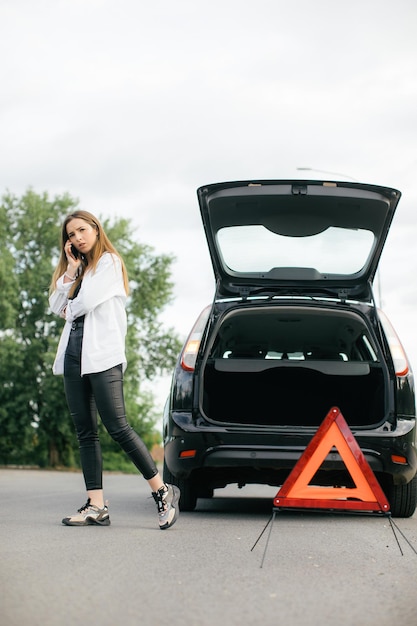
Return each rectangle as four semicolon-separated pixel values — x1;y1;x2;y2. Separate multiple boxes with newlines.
378;309;410;377
181;337;200;371
180;305;211;372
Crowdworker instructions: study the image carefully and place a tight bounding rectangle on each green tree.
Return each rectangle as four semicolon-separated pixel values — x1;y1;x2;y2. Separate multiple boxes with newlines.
0;189;182;469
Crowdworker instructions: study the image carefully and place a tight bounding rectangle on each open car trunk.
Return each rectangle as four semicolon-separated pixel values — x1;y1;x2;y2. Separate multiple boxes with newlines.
201;305;388;428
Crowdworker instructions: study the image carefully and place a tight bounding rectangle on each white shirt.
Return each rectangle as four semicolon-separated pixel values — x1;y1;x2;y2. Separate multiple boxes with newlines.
49;252;128;376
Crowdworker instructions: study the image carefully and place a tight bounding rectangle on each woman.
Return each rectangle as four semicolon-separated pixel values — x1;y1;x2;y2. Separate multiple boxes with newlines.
49;210;180;529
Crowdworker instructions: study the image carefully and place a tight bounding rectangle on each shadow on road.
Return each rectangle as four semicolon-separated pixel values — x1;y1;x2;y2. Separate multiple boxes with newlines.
194;495;275;515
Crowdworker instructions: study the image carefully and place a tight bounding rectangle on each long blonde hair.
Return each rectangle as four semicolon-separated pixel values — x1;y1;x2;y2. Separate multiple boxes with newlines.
50;210;129;297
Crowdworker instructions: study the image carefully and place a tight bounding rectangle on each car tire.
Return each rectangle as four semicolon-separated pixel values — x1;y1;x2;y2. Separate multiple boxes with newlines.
198;486;214;499
386;474;417;518
176;479;198;512
163;460;198;512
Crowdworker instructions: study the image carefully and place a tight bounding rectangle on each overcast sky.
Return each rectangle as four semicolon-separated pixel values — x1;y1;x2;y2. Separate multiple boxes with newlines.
1;0;417;408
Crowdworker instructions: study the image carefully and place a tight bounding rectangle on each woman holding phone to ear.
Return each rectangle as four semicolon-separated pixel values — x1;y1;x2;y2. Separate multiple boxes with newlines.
49;210;180;529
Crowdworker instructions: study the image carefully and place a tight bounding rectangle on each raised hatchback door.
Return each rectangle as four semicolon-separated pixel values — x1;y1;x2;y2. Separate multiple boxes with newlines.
197;180;401;300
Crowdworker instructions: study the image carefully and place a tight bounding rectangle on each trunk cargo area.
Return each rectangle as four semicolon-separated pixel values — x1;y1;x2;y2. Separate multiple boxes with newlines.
201;305;387;428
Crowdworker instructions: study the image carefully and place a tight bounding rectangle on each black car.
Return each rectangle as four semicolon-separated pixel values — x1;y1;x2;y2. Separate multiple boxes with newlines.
163;179;417;517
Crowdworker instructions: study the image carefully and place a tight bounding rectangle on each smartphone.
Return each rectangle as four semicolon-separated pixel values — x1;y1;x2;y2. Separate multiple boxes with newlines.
71;245;80;259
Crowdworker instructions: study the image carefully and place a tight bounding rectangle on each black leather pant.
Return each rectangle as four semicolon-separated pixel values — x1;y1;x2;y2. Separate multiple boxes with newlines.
63;320;158;490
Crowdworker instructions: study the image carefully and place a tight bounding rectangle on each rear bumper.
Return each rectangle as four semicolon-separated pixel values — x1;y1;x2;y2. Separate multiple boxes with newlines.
164;412;417;486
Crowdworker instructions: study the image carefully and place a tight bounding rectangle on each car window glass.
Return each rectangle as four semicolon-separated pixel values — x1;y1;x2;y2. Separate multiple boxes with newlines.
217;225;374;275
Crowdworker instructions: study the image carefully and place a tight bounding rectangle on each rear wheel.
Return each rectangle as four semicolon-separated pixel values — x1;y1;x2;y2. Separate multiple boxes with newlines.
198;486;214;499
163;460;198;512
177;479;198;512
386;474;417;517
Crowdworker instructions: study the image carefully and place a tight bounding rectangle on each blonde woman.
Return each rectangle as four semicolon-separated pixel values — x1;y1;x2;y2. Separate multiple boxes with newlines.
49;210;179;529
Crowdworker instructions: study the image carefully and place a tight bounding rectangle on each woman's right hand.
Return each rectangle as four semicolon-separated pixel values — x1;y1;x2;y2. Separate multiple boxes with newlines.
64;240;82;276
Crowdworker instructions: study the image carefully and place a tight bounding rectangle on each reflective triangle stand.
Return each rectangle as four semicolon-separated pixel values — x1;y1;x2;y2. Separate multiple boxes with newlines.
251;508;417;568
250;407;417;567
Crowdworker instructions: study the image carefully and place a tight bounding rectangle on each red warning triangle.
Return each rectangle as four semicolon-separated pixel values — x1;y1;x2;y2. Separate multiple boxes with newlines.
274;407;390;513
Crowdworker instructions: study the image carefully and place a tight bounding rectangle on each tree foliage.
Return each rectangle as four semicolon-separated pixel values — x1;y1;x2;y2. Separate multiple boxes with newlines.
0;189;182;469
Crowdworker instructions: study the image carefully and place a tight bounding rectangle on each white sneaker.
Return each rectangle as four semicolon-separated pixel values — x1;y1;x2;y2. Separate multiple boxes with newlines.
152;484;180;530
62;499;110;526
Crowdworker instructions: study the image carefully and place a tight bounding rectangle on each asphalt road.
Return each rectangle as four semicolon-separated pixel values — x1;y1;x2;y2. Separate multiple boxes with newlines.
1;468;417;626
